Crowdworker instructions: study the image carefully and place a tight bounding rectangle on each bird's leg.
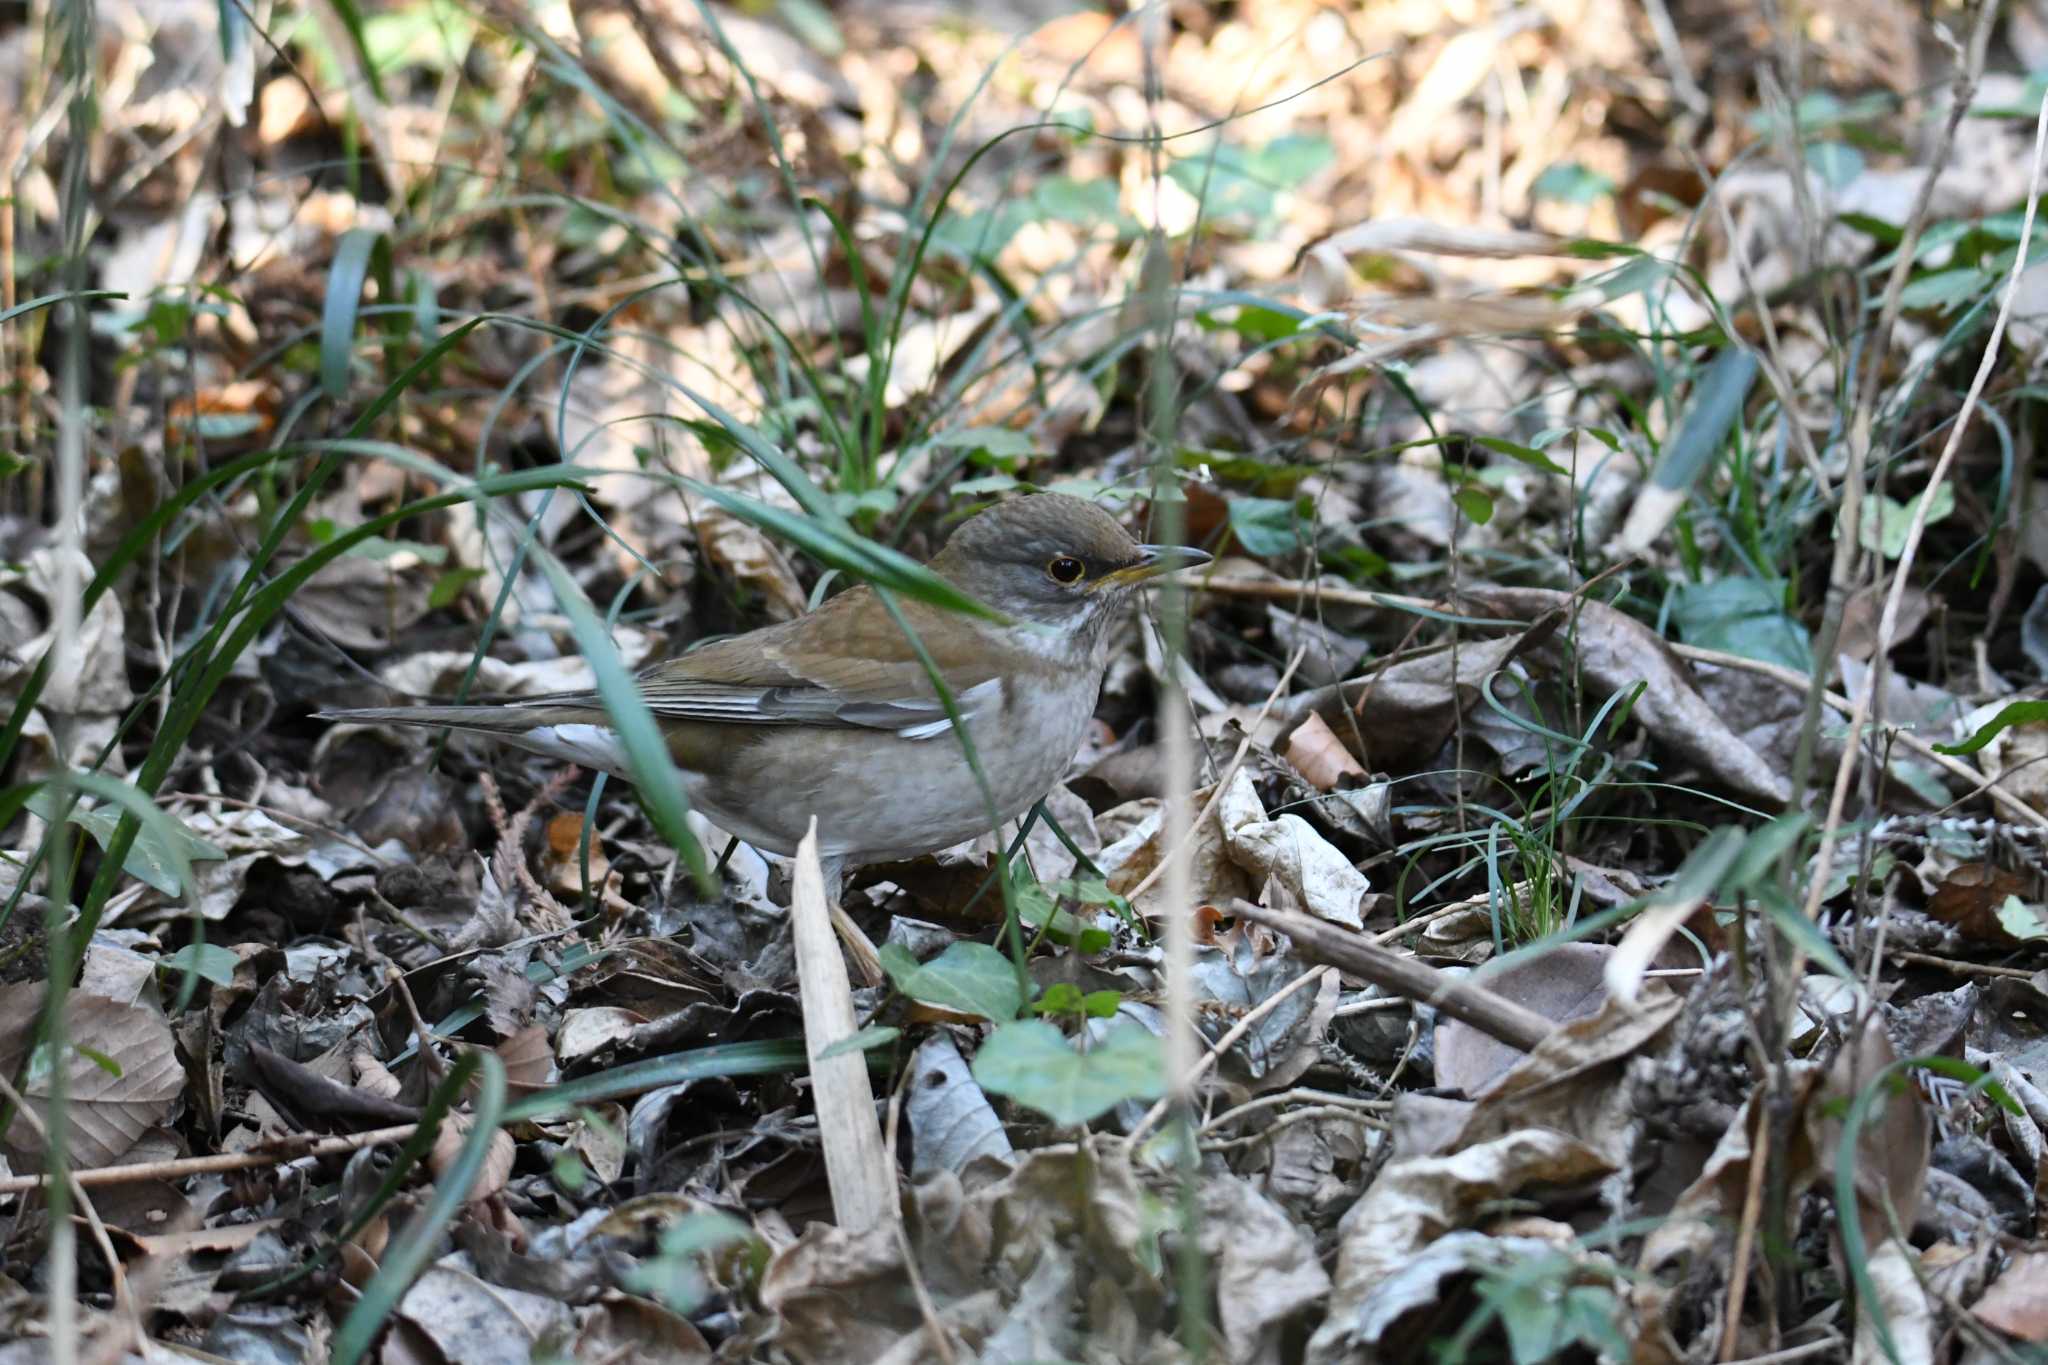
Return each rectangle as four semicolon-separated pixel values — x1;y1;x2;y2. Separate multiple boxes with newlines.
819;855;846;909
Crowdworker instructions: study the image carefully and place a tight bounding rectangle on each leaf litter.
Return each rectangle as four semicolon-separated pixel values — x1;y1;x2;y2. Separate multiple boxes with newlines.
6;0;2048;1360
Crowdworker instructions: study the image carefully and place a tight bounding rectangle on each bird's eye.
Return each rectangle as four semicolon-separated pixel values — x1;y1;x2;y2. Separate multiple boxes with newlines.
1046;555;1086;585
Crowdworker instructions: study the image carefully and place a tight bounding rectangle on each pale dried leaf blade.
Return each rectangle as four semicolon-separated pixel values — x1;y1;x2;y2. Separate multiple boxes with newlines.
791;821;897;1233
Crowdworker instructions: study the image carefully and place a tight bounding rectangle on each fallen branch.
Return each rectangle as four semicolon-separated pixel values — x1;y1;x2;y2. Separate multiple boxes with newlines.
1227;900;1553;1053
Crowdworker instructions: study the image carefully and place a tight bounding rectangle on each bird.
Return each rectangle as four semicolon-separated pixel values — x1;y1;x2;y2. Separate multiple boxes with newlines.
319;493;1210;894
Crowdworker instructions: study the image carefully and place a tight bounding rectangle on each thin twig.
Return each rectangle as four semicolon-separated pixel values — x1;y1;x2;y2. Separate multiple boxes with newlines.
1804;79;2048;920
1669;642;2048;831
1226;901;1553;1053
1122;964;1335;1148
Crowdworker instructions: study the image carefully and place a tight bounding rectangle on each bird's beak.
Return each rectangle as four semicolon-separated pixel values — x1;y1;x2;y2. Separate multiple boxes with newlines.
1098;544;1213;589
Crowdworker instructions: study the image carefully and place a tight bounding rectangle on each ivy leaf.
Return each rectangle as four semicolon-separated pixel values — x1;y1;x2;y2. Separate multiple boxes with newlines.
879;942;1023;1023
162;943;239;987
972;1019;1165;1126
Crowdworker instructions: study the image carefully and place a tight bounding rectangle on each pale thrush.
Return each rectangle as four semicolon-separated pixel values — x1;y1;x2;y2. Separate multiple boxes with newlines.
321;493;1210;884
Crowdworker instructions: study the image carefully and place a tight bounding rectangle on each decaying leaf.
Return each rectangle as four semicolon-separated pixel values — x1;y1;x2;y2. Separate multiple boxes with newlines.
0;984;183;1170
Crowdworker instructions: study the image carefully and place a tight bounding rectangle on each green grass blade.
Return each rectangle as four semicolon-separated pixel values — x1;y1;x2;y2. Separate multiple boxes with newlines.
332;1053;504;1365
320;228;394;399
528;546;714;896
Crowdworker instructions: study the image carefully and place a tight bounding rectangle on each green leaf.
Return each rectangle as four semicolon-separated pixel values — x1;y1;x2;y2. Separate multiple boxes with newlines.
1806;140;1865;188
427;566;484;610
1451;487;1494;525
1015;880;1111;953
1645;347;1758;494
29;782;226;897
162;942;239;987
75;1045;122;1078
333;1054;504;1365
929;426;1039;463
1726;812;1811;892
1934;700;2048;755
1895;267;1989;313
1670;577;1813;673
879;942;1024;1022
1228;496;1305;557
683;479;1002;623
1531;161;1616;204
1033;983;1085;1017
1997;897;2048;942
530;549;712;895
1167;134;1334;222
1034;176;1124;226
1855;484;1954;559
972;1019;1166;1126
1473;436;1570;477
319;228;392;400
1081;990;1122;1019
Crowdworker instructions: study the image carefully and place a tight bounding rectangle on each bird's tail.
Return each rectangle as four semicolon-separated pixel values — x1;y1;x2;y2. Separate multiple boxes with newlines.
316;703;597;734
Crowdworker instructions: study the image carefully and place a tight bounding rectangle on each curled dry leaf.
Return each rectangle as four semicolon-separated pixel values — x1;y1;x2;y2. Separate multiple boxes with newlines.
1928;863;2046;946
907;1032;1013;1178
4;547;131;714
697;499;809;621
1102;768;1367;928
494;1023;558;1094
1284;711;1368;792
1307;1128;1616;1365
397;1262;574;1361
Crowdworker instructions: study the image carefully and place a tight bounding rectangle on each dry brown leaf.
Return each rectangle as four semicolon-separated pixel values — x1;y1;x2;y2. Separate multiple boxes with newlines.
1284;712;1368;792
494;1024;557;1093
1973;1247;2048;1342
0;985;183;1170
1837;582;1931;661
1464;587;1791;805
430;1114;515;1206
1928;863;2044;946
1435;943;1616;1097
1308;1128;1616;1364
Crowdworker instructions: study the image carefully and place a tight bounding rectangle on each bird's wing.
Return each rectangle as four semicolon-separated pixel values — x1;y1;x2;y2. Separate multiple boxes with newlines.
624;586;1007;739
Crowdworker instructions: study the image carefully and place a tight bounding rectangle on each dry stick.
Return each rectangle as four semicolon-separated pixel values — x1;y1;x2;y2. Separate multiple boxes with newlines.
789;821;897;1235
1720;1096;1776;1362
1122;965;1336;1148
1225;902;1553;1053
1197;1086;1390;1136
1121;645;1307;908
882;1069;956;1365
1802;80;2048;924
0;1124;422;1198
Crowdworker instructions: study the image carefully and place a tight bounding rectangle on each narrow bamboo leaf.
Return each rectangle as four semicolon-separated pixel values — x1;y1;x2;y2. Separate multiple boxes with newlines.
320;229;393;399
1933;700;2048;755
684;479;1001;622
530;548;713;895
